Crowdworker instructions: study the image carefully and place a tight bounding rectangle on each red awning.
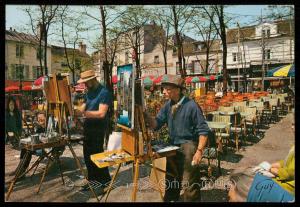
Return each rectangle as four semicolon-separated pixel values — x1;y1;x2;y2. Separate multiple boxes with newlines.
5;80;33;87
185;76;193;84
112;75;118;84
22;85;32;91
153;75;164;84
5;86;19;92
34;76;44;86
199;76;208;82
209;75;216;81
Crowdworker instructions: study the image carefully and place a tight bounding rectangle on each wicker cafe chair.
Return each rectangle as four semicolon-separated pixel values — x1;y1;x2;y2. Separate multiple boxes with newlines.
244;107;258;137
229;112;245;151
234;105;246;113
202;130;221;176
269;98;280;123
218;106;235;113
212;114;231;153
232;101;247;108
277;95;288;117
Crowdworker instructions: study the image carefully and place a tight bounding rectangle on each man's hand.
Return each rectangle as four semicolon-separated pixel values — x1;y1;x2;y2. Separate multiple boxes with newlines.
192;149;203;165
143;111;156;129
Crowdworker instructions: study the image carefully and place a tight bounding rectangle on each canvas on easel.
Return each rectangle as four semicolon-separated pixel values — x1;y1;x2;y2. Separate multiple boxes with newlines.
43;73;73;134
116;64;135;129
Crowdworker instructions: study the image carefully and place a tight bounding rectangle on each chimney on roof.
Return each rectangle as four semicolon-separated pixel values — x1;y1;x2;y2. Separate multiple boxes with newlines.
78;41;87;54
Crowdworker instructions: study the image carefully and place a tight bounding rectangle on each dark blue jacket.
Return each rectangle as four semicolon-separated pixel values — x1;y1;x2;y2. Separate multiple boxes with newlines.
155;96;209;144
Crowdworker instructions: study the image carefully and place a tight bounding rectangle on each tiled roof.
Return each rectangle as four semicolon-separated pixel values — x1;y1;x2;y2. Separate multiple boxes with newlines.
277;19;293;35
226;27;256;44
226;19;292;44
193;39;222;52
5;29;44;45
51;45;90;58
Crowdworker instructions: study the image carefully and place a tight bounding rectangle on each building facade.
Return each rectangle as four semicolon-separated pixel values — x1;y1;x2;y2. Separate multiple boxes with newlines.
226;19;294;90
5;28;52;85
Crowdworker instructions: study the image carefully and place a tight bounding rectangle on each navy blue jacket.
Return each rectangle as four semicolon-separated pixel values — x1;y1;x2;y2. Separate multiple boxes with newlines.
155;96;209;145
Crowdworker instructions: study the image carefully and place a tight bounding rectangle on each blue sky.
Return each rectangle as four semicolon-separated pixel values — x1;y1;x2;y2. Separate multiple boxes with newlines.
5;5;274;54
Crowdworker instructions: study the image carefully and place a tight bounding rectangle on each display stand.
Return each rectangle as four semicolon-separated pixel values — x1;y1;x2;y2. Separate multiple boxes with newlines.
6;74;99;201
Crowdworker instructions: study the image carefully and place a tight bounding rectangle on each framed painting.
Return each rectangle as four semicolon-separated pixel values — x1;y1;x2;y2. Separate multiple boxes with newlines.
116;64;135;129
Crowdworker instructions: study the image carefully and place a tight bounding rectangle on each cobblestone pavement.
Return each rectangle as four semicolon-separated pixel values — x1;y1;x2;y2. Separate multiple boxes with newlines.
5;113;294;202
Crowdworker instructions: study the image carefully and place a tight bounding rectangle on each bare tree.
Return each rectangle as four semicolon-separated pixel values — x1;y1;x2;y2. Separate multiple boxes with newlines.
203;5;229;95
149;8;171;74
118;5;150;78
57;6;93;85
169;5;195;77
83;6;125;88
25;5;59;76
191;9;218;75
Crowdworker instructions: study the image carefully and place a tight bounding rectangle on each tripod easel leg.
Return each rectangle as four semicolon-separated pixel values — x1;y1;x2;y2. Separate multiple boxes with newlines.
55;155;65;185
104;163;122;202
6;151;30;201
37;157;52;194
131;159;140;202
151;160;164;201
67;142;99;202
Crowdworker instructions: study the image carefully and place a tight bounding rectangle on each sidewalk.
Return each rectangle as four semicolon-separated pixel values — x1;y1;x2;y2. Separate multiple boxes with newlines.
5;113;294;202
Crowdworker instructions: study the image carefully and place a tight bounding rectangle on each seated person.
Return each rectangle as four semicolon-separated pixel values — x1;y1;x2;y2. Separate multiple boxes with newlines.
228;145;295;202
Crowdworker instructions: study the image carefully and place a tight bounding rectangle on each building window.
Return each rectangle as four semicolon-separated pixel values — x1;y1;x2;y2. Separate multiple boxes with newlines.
232;52;242;62
192;60;201;74
176;62;180;75
194;43;203;51
33;66;43;79
10;64;28;80
36;48;44;60
208;59;215;73
186;63;193;75
61;62;68;67
262;28;270;38
75;58;81;69
263;49;271;60
154;55;159;64
173;47;177;54
125;51;129;64
16;44;24;58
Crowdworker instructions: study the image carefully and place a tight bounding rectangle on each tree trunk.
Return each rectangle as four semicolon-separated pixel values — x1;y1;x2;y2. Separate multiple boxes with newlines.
44;27;48;75
39;38;43;76
163;51;167;74
172;6;183;77
219;7;227;95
